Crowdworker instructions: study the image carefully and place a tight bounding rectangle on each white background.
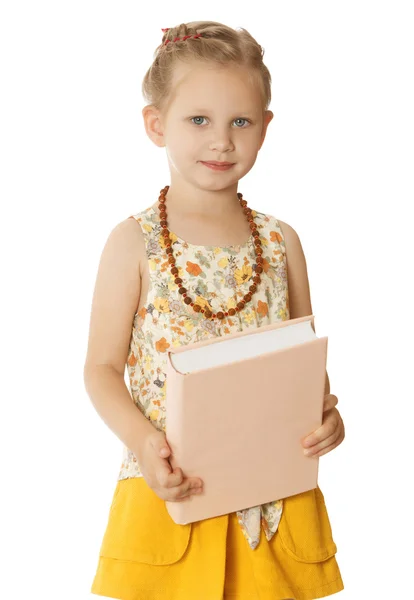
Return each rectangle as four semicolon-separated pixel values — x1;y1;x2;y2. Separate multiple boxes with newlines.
1;1;413;598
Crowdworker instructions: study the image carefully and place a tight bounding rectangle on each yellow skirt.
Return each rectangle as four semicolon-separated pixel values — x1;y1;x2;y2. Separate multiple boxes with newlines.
91;477;344;600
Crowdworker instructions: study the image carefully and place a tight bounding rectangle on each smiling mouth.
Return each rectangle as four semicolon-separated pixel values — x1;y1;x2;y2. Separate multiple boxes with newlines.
202;161;234;166
200;161;235;170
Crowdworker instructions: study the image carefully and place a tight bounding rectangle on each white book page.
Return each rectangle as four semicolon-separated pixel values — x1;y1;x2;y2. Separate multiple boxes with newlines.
171;319;317;374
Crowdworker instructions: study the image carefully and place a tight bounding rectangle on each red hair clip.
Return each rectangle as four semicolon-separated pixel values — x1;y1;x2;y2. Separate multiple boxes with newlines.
162;32;203;45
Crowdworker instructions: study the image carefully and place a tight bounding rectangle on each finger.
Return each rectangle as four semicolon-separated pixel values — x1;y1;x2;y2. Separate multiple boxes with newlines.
155;459;176;488
302;411;339;448
171;479;203;501
303;427;342;456
163;466;185;489
159;446;170;458
307;441;339;458
323;394;338;412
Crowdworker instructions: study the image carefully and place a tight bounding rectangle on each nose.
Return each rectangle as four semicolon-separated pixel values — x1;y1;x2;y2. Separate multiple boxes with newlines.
208;127;235;153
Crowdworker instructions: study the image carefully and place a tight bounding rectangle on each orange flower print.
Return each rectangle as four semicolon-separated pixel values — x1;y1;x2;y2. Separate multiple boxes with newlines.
127;351;137;367
261;257;271;273
257;300;269;317
270;230;283;244
186;261;203;277
155;337;170;353
137;306;147;320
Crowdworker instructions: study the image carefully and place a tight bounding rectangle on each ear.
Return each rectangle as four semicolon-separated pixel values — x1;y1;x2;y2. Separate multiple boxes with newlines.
258;110;274;150
142;105;165;148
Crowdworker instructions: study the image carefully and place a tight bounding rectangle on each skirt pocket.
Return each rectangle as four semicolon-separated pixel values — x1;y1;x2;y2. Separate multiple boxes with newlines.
98;477;192;565
277;485;338;563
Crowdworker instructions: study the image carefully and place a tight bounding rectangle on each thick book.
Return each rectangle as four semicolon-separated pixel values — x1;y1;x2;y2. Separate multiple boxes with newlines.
164;314;327;525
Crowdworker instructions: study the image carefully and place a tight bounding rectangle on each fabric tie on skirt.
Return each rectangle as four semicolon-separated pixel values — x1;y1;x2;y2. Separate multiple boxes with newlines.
236;498;284;550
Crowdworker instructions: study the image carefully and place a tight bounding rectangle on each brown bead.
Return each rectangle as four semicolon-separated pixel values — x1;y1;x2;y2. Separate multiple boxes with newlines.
174;277;182;284
217;311;225;320
171;267;178;275
184;297;192;305
237;301;245;310
244;293;252;302
178;287;187;295
253;275;261;284
228;308;236;316
256;256;263;264
204;309;212;318
193;305;201;312
249;284;257;293
255;265;263;274
162;230;170;238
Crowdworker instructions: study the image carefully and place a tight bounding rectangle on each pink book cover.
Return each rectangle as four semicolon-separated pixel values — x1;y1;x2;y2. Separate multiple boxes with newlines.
164;315;328;525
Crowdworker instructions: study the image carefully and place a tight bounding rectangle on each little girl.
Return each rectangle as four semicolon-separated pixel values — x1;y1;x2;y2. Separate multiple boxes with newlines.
85;21;345;600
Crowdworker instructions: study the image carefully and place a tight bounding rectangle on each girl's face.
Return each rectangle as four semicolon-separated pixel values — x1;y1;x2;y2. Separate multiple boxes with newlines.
145;61;273;192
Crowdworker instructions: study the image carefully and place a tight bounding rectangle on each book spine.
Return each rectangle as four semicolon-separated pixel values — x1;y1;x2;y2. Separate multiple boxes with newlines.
318;337;329;420
165;360;185;472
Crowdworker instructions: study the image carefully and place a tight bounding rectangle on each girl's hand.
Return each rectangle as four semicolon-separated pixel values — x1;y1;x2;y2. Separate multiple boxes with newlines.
137;429;204;502
301;394;345;458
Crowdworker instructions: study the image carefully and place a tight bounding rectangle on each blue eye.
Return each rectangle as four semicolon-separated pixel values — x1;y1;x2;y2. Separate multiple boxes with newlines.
191;116;207;126
233;118;249;128
190;117;251;127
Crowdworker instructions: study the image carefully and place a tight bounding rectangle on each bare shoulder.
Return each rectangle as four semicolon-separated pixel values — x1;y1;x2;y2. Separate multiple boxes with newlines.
277;219;313;321
110;216;147;277
83;216;146;376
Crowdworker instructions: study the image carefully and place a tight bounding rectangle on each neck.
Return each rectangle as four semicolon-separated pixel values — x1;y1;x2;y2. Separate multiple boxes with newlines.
158;178;241;218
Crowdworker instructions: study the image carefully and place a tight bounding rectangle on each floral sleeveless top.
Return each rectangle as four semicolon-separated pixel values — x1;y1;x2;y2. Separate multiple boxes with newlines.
118;204;290;550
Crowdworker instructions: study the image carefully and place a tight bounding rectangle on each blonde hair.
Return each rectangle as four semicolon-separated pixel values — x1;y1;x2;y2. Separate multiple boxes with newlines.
142;21;272;114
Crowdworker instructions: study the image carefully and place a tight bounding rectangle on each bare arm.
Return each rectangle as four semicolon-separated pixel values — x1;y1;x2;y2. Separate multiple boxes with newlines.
278;220;330;395
83;217;155;461
279;219;345;456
